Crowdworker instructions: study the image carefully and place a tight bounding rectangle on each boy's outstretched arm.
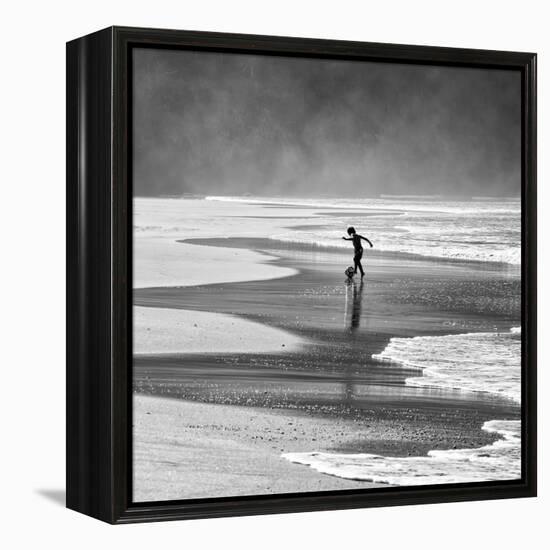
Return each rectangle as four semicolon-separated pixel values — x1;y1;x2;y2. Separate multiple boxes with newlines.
342;236;352;240
360;235;374;247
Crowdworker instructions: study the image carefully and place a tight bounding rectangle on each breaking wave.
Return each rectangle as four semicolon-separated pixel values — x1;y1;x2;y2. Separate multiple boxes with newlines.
283;327;521;486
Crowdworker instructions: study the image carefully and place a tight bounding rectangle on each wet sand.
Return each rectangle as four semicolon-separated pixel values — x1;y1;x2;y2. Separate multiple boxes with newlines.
149;237;520;333
133;237;520;501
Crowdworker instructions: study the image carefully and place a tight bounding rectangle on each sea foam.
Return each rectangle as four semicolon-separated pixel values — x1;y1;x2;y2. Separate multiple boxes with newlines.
373;329;521;404
283;328;521;486
283;420;520;485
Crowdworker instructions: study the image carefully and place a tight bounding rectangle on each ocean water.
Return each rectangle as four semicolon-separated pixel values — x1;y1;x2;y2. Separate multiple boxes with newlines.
241;193;522;485
207;195;521;265
137;196;522;486
373;329;521;404
283;420;520;485
283;328;521;486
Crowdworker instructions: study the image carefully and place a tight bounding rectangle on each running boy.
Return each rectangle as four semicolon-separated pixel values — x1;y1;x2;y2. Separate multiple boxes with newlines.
342;226;373;277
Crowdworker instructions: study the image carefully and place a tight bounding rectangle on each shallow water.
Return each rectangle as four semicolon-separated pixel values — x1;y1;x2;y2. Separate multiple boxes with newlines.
374;328;521;404
208;196;521;265
284;328;521;485
133;197;522;487
283;419;520;485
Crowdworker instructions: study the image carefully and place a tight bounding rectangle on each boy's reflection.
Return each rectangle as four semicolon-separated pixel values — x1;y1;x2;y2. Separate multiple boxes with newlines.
343;279;365;405
345;278;365;332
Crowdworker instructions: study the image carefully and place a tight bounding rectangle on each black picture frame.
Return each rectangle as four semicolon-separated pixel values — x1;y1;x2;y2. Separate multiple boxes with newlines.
66;26;537;524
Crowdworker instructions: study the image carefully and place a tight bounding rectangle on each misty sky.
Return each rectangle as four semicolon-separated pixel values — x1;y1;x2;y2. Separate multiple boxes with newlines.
133;48;521;198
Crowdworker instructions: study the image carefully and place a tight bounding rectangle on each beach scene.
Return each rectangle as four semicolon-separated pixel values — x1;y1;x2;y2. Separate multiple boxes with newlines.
133;195;521;501
131;48;521;502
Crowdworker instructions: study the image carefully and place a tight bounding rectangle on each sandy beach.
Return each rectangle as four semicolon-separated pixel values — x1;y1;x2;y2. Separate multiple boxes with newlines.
134;395;375;501
134;306;306;355
132;197;521;501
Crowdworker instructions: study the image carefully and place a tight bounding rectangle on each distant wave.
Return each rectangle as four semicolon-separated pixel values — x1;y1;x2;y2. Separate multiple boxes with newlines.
206;195;521;267
269;232;521;265
472;196;520;201
266;207;520;265
207;195;520;214
283;327;521;486
379;194;444;200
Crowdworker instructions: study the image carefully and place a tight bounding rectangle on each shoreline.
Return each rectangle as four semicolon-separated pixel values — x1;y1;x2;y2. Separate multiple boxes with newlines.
133;393;516;502
132;199;521;497
134;237;298;289
134;235;520;419
138;237;520;343
180;235;521;273
133;394;378;502
134;386;518;501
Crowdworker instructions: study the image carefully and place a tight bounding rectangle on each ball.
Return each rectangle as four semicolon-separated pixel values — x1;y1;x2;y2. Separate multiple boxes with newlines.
345;266;355;278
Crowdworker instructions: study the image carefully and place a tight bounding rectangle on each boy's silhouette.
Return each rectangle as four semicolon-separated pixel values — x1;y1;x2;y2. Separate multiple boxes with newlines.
342;226;373;277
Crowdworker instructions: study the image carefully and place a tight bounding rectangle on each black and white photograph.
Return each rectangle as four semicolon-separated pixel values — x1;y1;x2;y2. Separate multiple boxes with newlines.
3;0;547;544
132;47;523;502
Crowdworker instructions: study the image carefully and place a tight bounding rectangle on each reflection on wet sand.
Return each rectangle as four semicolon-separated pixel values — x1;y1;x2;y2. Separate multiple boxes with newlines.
344;279;366;404
345;278;365;332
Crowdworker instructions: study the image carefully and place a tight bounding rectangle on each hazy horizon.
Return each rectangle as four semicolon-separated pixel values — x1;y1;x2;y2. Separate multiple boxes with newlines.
133;192;521;200
133;48;521;199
